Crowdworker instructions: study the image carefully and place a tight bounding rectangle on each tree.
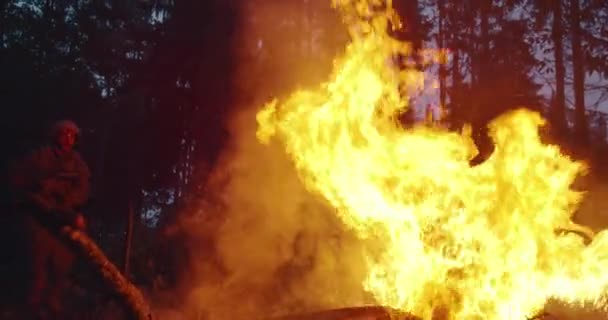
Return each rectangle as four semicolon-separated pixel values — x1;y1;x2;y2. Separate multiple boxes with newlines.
569;0;588;144
552;0;568;136
552;0;568;135
437;0;447;113
527;0;569;136
430;0;543;162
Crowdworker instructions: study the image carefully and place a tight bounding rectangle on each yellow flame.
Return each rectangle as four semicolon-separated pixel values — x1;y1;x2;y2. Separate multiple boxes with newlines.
256;1;608;319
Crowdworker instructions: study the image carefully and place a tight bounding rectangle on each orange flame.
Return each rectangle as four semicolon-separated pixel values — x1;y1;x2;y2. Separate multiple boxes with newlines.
256;1;608;319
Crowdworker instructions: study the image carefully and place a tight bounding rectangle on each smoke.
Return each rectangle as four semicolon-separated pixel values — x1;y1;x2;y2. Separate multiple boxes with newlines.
572;176;608;233
169;1;373;319
180;107;374;320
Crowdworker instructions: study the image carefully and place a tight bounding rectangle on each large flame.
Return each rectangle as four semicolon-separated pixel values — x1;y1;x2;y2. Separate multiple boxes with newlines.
256;1;608;319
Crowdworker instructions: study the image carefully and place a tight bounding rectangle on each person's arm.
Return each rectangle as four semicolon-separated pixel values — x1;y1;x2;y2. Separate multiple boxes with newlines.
9;148;59;211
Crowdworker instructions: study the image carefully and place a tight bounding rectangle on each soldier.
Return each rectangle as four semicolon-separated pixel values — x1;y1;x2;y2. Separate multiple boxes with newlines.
10;120;90;319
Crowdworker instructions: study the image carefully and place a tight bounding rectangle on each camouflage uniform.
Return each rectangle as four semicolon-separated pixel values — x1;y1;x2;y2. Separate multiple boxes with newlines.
10;121;90;319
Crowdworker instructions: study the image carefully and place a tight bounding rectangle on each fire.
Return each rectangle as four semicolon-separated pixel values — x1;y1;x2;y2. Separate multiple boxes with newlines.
256;1;608;319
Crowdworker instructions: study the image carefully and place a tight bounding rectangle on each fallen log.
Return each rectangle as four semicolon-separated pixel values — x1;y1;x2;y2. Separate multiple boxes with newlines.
266;306;420;320
265;306;558;320
60;225;153;320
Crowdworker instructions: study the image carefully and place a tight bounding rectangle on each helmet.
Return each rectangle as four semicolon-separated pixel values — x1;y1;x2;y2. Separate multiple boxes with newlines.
50;119;80;138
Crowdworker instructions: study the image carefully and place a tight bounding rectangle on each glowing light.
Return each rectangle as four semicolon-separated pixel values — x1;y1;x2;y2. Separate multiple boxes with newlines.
256;1;608;319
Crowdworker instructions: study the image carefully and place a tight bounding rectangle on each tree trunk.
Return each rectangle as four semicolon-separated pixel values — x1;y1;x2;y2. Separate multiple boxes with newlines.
477;1;490;86
123;201;135;277
552;0;567;135
437;0;447;119
394;0;422;54
449;47;462;128
570;0;587;144
449;0;462;126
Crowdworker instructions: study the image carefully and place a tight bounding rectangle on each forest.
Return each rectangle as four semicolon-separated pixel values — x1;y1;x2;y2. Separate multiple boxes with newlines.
1;0;608;319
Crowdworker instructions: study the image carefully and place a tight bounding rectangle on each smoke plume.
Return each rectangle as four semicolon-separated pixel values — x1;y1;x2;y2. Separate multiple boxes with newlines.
173;2;372;319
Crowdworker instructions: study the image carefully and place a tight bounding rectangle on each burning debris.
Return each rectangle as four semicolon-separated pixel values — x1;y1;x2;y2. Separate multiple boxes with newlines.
255;0;608;319
267;306;420;320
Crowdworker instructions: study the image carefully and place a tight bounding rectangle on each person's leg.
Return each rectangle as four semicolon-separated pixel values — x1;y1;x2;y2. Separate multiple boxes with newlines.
47;237;76;319
24;218;54;319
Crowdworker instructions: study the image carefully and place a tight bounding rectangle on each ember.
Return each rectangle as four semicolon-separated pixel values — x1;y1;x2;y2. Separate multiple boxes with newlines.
256;0;608;319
